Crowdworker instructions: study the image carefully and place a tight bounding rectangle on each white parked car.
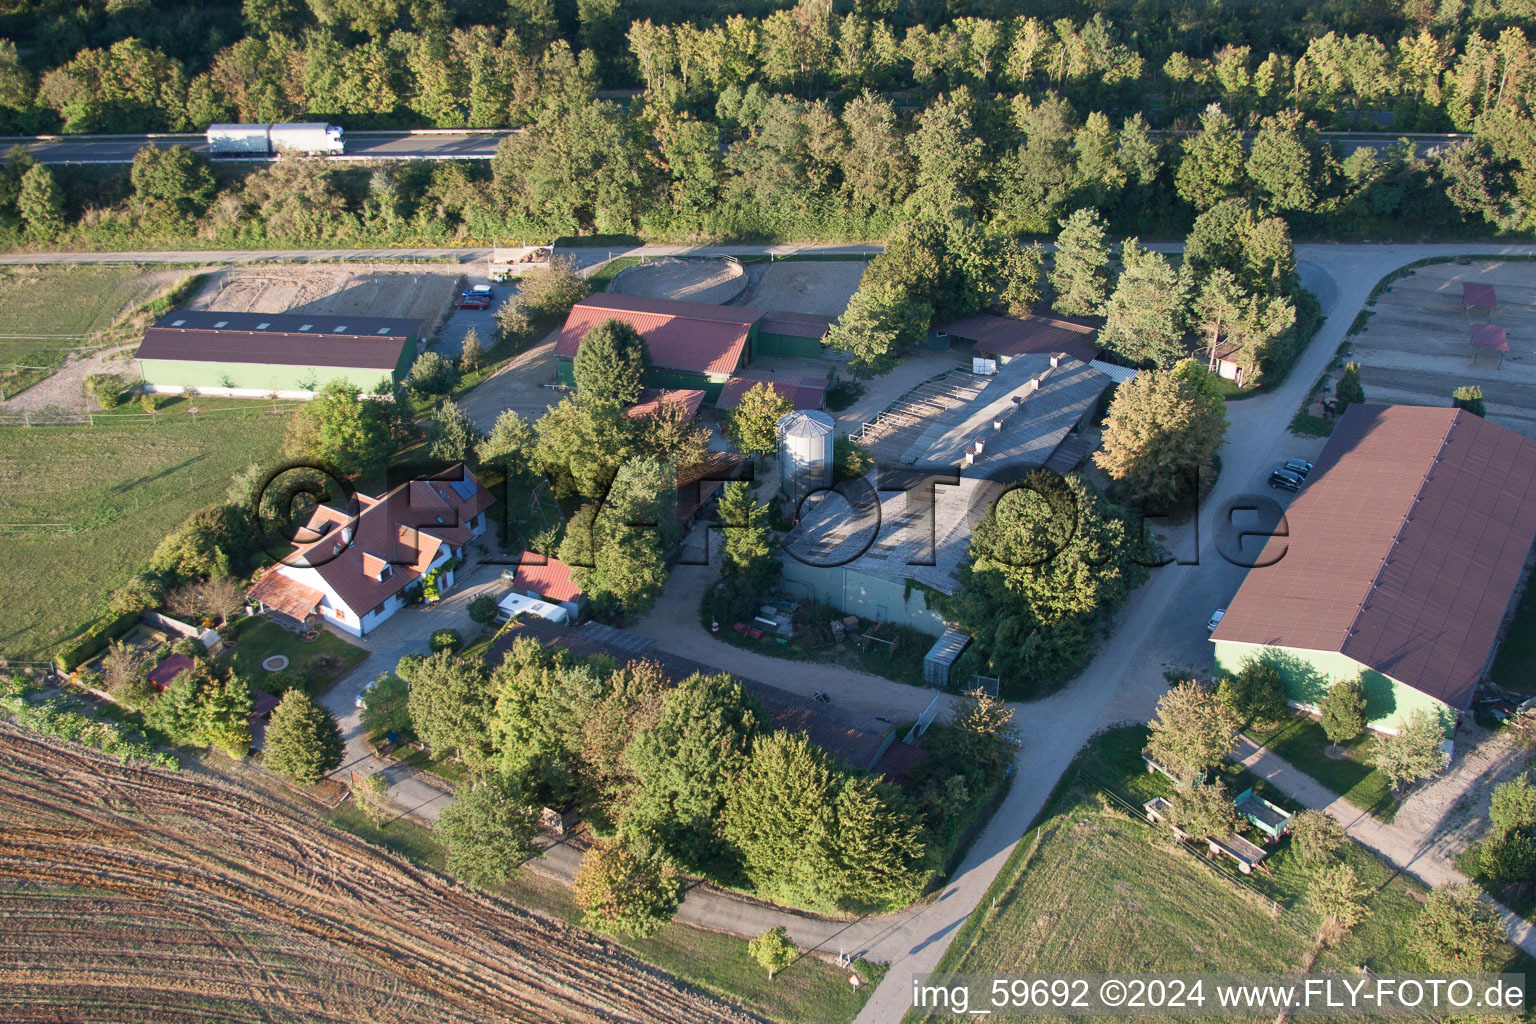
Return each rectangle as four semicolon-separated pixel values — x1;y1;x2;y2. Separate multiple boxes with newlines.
1207;608;1226;633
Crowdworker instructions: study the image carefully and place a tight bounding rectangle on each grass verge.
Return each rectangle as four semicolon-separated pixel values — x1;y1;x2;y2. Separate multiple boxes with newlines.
1246;715;1399;822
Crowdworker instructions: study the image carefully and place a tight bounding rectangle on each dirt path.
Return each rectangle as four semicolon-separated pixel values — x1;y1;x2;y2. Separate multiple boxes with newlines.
0;341;139;415
0;722;760;1024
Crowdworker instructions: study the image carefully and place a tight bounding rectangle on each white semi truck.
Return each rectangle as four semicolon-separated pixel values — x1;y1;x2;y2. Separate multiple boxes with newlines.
205;123;345;156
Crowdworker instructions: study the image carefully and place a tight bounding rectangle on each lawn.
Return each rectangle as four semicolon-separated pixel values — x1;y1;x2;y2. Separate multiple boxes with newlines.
0;400;291;661
0;265;179;398
1490;580;1536;693
324;805;880;1024
222;617;367;696
925;726;1531;1024
1246;715;1399;822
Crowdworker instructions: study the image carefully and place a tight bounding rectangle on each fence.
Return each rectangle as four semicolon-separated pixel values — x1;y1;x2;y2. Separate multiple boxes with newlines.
0;402;302;427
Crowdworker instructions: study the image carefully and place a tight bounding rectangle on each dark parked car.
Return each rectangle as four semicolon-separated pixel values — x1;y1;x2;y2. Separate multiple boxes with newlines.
1283;458;1314;478
1268;468;1303;491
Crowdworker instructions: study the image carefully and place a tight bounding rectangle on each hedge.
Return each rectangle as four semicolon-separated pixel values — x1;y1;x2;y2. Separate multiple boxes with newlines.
54;610;141;672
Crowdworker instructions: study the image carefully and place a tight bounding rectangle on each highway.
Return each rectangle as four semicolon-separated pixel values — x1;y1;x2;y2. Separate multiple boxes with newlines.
1;128;1469;165
0;129;514;165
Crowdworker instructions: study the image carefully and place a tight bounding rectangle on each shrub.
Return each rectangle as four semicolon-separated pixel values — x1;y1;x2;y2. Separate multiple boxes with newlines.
1479;830;1536;884
1452;384;1486;417
84;373;125;410
1489;773;1536;837
395;653;426;682
429;629;462;654
1289;809;1346;865
406;351;459;397
468;595;499;625
54;611;140;672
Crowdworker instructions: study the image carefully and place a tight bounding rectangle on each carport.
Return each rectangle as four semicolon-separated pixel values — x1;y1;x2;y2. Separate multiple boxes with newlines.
1462;281;1499;318
1471;322;1509;368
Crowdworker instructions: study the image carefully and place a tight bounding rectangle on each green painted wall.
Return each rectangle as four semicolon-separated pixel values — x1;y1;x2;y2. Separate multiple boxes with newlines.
1212;639;1453;734
138;358;401;393
756;331;824;359
557;356;731;402
778;561;947;635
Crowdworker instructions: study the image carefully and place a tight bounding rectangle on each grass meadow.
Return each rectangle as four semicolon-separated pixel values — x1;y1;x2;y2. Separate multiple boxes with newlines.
0;398;290;661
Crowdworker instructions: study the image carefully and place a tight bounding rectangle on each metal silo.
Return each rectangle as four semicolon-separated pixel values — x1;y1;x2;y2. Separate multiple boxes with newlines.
778;409;835;508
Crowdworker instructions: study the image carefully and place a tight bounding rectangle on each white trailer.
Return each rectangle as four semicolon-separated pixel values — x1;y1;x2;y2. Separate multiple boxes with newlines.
205;122;345;157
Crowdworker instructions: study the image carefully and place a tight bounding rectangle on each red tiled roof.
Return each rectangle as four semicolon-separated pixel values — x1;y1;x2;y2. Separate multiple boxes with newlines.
247;572;324;622
715;372;828;411
1212;404;1536;711
261;465;494;619
626;388;705;421
938;312;1098;365
511;552;584;604
555;294;764;376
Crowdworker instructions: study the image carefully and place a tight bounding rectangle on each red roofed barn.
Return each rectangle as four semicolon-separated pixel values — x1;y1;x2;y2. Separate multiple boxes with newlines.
556;294;766;401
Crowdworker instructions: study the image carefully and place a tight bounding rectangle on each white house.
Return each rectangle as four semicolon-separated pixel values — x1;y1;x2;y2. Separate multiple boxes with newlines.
248;466;494;637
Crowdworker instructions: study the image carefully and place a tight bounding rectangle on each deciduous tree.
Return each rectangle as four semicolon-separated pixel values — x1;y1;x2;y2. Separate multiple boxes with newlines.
283;380;393;478
407;650;494;765
1290;810;1346;865
1372;708;1450;791
1307;862;1370;941
1319;676;1367;750
1095;362;1227;509
748;926;797;979
1146;680;1240;785
1411;884;1504;972
1098;239;1188;368
1490;773;1536;837
438;771;540;886
572;837;683;937
724;382;792;460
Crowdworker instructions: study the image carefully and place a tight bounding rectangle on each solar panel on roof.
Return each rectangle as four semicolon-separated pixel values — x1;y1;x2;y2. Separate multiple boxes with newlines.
299;323;313;331
448;479;476;500
333;325;347;332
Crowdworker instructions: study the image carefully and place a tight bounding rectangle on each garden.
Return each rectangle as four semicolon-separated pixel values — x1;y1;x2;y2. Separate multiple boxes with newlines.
221;617;367;698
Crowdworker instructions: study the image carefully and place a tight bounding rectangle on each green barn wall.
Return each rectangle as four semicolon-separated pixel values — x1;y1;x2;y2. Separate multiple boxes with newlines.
778;562;947;636
1212;639;1453;734
137;358;399;394
558;355;731;402
755;331;824;359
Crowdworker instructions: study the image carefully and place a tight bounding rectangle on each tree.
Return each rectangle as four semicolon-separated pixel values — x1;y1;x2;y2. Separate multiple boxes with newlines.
262;690;343;785
1146;681;1240;785
477;410;536;475
284;380;392;478
561;456;678;614
1095;363;1227;510
1307;862;1370;941
532;399;634;500
826;280;931;375
577;659;668;819
1372;709;1451;791
1453;384;1486;417
1168;780;1237;839
241;157;350;238
717;481;777;586
359;673;411;738
1334;363;1365;415
198;669;254;758
949;687;1021;779
1049;207;1111;316
468;595;499;625
1490;774;1536;837
1247;110;1334;214
130;145;215;226
749;926;797;979
406;651;493;765
429;401;486;465
1319;676;1367;751
1479;830;1536;884
496;295;533;341
1217;657;1289;727
1098;239;1188;368
517;255;590;316
572;837;683;937
459;328;486;372
1410;884;1504;973
17;163;64;238
100;640;152;705
1176;105;1245;210
722;729;842;909
1290;810;1346;865
437;772;540;887
623;672;761;871
573;319;650;408
998;241;1046;316
725;382;792;460
406;351;460;398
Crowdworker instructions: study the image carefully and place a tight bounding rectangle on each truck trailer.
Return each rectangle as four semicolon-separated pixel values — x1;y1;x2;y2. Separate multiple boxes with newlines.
206;123;345;156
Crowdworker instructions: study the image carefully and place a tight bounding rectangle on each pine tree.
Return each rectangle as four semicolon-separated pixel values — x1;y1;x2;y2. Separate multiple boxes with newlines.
998;241;1046;316
198;670;254;759
17;163;64;238
1094;363;1227;509
831;774;929;911
573;319;650;407
721;730;841;911
459;327;486;372
1049;207;1112;317
1175;104;1245;210
716;481;776;586
1098;238;1188;368
262;690;343;785
1334;362;1365;415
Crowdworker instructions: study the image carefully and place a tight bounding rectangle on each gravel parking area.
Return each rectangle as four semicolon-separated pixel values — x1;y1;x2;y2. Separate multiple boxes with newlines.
1347;259;1536;438
609;257;746;304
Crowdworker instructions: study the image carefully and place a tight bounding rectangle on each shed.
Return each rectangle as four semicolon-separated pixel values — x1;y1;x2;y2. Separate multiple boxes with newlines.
922;628;971;686
757;311;834;358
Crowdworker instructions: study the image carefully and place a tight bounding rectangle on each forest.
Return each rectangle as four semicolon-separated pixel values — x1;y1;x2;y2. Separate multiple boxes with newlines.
0;0;1532;245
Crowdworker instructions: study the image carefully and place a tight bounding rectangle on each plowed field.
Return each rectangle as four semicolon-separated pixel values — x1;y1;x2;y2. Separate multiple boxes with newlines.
0;723;757;1024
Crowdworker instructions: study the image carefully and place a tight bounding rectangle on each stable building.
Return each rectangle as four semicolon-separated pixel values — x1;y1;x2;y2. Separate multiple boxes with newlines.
555;294;766;402
1211;404;1536;734
135;310;421;398
936;312;1098;368
755;311;834;359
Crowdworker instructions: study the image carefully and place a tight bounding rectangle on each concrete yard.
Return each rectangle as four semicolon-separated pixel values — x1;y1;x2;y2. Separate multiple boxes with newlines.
609;257;747;304
1346;259;1536;438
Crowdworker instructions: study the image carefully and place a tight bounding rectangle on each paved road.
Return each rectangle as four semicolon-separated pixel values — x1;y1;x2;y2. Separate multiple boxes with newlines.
2;130;514;165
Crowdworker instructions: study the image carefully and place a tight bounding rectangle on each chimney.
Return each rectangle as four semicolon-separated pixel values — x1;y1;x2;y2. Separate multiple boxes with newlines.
1050;352;1067;368
973;439;985;455
1025;378;1039;394
963;452;975;467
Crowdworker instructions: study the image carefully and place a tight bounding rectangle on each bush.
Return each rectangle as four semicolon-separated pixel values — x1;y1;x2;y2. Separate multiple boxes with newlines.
406;351;460;397
1479;830;1536;884
84;373;126;410
467;595;499;625
834;434;873;482
54;611;140;672
429;629;462;654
